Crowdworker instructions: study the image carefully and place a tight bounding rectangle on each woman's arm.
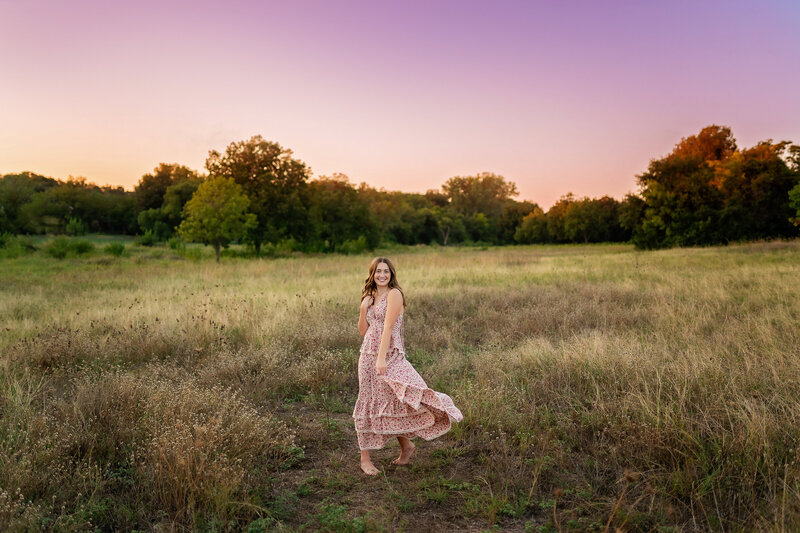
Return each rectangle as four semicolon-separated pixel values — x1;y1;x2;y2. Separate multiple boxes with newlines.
376;288;402;374
358;295;372;337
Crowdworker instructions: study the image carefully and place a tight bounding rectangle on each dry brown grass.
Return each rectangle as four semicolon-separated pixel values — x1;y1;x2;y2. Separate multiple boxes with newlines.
1;241;799;530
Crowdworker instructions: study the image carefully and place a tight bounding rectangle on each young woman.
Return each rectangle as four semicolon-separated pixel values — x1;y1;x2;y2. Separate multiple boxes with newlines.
353;257;463;475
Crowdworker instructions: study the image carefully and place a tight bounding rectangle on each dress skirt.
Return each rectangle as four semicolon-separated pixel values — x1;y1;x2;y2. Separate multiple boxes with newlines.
353;346;463;450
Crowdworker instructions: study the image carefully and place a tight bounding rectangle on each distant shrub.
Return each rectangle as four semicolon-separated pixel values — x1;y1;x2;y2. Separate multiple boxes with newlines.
276;238;299;254
43;237;94;259
137;230;160;246
259;243;276;256
65;217;87;236
43;237;71;259
71;239;94;254
339;236;368;255
220;246;252;258
104;242;126;257
255;238;298;257
180;247;204;261
300;240;327;253
167;236;185;251
0;233;36;258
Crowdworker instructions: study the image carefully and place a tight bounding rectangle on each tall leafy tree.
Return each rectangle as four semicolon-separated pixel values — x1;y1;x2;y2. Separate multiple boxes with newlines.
134;163;200;211
307;174;379;251
431;206;466;246
441;172;518;219
206;136;311;253
499;200;539;244
514;206;547;244
162;178;203;230
545;193;577;243
563;196;621;243
618;193;646;241
178;177;256;262
357;184;440;245
135;166;202;240
634;125;799;248
0;172;58;233
789;145;800;227
439;173;519;244
717;141;799;240
788;182;800;227
635;125;735;248
16;176;136;234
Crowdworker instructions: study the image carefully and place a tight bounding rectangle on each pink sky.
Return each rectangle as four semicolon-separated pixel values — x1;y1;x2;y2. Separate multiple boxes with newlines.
1;0;798;208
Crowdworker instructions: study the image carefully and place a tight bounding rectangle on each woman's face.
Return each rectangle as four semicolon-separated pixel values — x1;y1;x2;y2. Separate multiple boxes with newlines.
374;262;391;288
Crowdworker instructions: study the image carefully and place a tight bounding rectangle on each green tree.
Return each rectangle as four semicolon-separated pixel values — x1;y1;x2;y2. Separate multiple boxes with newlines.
716;141;799;240
206;136;311;253
424;189;448;207
133;165;202;239
465;212;493;242
499;200;539;244
13;176;136;234
137;208;172;242
514;206;547;243
356;184;442;245
306;174;379;252
162;178;203;230
431;206;466;246
178;177;256;262
563;196;621;243
618;193;646;241
545;193;577;243
134;163;200;211
441;172;518;219
635;126;734;248
635;125;799;248
789;182;800;227
0;172;58;233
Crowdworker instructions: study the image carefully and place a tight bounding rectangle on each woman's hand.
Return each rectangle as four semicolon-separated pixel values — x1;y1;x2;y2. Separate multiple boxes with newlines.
375;358;387;375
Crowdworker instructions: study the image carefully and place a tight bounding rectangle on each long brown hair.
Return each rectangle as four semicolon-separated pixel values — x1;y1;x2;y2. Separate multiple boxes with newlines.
361;257;405;307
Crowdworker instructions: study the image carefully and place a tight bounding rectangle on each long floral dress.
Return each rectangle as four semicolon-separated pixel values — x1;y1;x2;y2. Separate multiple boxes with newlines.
352;293;464;450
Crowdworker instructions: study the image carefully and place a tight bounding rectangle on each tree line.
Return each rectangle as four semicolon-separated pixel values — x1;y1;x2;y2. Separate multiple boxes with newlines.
1;125;799;256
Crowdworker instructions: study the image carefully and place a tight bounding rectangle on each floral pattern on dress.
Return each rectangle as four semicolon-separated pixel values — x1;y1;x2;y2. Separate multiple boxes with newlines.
352;293;464;450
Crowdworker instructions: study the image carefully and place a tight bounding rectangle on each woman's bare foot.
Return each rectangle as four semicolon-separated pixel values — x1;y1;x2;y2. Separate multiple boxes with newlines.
360;459;380;475
360;449;379;476
392;440;415;465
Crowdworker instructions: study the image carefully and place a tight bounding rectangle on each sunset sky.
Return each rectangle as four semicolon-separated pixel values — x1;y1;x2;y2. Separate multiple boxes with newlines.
1;0;798;208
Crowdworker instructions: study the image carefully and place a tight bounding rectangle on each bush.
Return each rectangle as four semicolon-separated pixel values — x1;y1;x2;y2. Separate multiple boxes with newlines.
256;238;299;257
71;239;94;254
179;247;204;261
276;238;299;254
0;233;36;258
167;237;185;251
66;217;87;236
136;230;159;246
43;237;95;259
338;236;368;255
220;246;252;258
103;243;126;257
43;237;71;259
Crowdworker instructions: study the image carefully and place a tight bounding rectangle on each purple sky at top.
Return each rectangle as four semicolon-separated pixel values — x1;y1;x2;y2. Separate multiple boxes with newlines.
1;0;798;208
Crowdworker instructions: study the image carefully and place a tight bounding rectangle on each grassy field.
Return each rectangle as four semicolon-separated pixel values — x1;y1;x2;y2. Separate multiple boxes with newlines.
1;239;799;531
